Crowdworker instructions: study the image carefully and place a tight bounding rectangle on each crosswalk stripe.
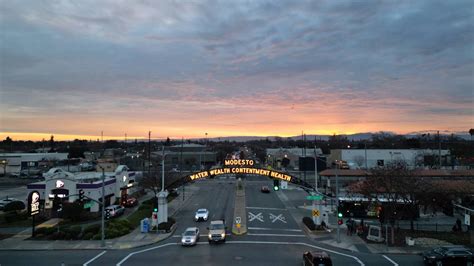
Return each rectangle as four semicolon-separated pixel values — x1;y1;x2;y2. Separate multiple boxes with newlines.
248;227;302;232
247;233;306;237
246;206;287;211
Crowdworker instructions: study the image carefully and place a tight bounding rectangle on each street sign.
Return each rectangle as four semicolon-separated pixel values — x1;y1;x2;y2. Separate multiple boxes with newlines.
312;209;320;217
465;214;471;226
83;202;94;209
235;216;241;224
307;195;323;201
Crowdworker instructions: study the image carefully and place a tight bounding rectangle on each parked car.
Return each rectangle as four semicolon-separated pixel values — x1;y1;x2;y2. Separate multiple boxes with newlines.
207;220;226;243
422;245;473;266
0;198;20;211
261;186;270;193
104;205;125;219
303;251;333;266
122;196;138;207
181;227;200;246
194;208;209;221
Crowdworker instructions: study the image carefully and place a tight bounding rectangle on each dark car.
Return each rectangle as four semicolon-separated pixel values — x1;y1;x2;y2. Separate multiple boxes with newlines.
261;186;270;193
122;196;138;207
303;251;332;266
422;245;473;266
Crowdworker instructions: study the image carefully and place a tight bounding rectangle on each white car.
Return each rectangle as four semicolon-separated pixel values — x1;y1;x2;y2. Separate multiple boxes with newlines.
181;227;200;246
194;208;209;221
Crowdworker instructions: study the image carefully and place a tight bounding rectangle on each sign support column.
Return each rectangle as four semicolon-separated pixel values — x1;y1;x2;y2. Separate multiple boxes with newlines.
157;191;168;225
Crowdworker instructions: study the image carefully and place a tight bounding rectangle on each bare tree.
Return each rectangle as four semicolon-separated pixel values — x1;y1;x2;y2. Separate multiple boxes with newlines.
350;162;429;243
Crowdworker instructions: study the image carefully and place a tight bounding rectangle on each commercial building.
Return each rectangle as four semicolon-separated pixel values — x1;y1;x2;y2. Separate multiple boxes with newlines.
266;147;323;170
328;149;451;169
0;153;68;176
26;165;137;213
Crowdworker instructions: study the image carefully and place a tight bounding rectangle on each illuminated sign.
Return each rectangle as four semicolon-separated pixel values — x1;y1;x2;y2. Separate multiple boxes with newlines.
224;159;255;166
28;191;40;216
187;168;292;182
56;180;64;188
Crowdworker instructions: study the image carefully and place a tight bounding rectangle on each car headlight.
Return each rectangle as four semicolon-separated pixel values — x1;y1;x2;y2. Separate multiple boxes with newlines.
221;233;225;238
181;239;186;243
208;233;212;239
195;215;198;219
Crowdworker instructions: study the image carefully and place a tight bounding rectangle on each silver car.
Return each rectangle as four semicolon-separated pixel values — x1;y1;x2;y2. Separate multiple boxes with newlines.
194;208;209;221
181;227;200;246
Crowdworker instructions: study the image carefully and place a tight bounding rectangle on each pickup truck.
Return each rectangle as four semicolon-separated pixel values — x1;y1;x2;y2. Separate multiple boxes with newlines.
207;220;226;243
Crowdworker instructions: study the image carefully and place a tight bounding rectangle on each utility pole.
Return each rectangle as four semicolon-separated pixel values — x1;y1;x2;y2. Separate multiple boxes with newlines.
438;131;441;169
100;167;105;248
364;141;368;169
335;164;340;243
148;131;151;179
181;137;184;201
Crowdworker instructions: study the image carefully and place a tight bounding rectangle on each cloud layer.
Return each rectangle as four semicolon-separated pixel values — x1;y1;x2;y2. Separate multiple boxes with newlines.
1;0;473;140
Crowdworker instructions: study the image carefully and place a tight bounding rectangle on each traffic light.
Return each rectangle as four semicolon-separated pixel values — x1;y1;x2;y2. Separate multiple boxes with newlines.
79;189;84;202
273;179;280;191
337;211;343;225
153;207;158;212
105;208;111;219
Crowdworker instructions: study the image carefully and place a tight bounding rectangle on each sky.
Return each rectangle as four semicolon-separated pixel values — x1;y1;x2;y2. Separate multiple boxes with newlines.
1;0;473;141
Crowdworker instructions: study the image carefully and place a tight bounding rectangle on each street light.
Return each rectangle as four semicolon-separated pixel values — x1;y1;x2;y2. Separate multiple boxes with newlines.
98;165;106;248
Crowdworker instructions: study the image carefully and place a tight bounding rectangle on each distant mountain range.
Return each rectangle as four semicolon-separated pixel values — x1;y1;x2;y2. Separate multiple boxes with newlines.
206;131;472;142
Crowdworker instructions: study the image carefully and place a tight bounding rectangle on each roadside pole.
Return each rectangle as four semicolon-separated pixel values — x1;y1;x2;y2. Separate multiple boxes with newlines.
101;167;105;248
336;164;340;243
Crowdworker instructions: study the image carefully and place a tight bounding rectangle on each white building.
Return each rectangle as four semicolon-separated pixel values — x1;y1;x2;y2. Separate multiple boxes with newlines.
0;153;68;176
328;149;451;169
27;165;137;213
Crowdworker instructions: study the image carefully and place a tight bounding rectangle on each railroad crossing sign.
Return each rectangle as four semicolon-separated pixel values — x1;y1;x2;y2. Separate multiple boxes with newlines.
248;212;264;222
269;213;287;223
312;209;320;217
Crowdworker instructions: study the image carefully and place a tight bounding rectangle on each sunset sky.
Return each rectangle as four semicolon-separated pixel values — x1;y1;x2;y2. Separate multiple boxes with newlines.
1;1;473;141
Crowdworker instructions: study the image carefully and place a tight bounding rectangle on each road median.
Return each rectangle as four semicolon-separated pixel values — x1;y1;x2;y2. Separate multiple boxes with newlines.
232;179;247;235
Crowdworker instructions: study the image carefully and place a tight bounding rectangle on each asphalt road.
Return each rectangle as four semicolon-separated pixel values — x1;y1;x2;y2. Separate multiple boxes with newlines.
0;177;425;266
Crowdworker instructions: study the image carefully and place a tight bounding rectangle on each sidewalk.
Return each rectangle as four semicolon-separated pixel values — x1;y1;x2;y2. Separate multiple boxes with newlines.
0;185;199;250
277;187;429;255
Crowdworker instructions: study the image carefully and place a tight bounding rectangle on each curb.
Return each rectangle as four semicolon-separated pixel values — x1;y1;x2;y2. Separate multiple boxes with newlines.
231;181;247;235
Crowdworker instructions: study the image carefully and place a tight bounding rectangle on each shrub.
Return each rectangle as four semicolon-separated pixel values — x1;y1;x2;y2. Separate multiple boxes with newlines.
302;217;316;231
48;231;66;240
3;201;26;212
35;227;57;236
105;228;120;239
83;224;101;235
82;232;94;240
64;225;82;239
61;202;84;222
158;217;176;231
92;234;101;240
4;211;28;223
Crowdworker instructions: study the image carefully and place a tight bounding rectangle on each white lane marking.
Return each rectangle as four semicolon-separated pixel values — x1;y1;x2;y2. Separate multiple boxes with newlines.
117;243;177;266
227;241;365;266
117;241;364;266
382;255;399;266
248;212;264;222
83;250;106;266
248;227;302;232
247;233;305;237
247;206;286;211
269;213;287;223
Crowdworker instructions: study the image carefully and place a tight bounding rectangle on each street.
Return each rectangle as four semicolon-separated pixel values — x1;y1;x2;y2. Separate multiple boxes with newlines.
0;177;425;265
